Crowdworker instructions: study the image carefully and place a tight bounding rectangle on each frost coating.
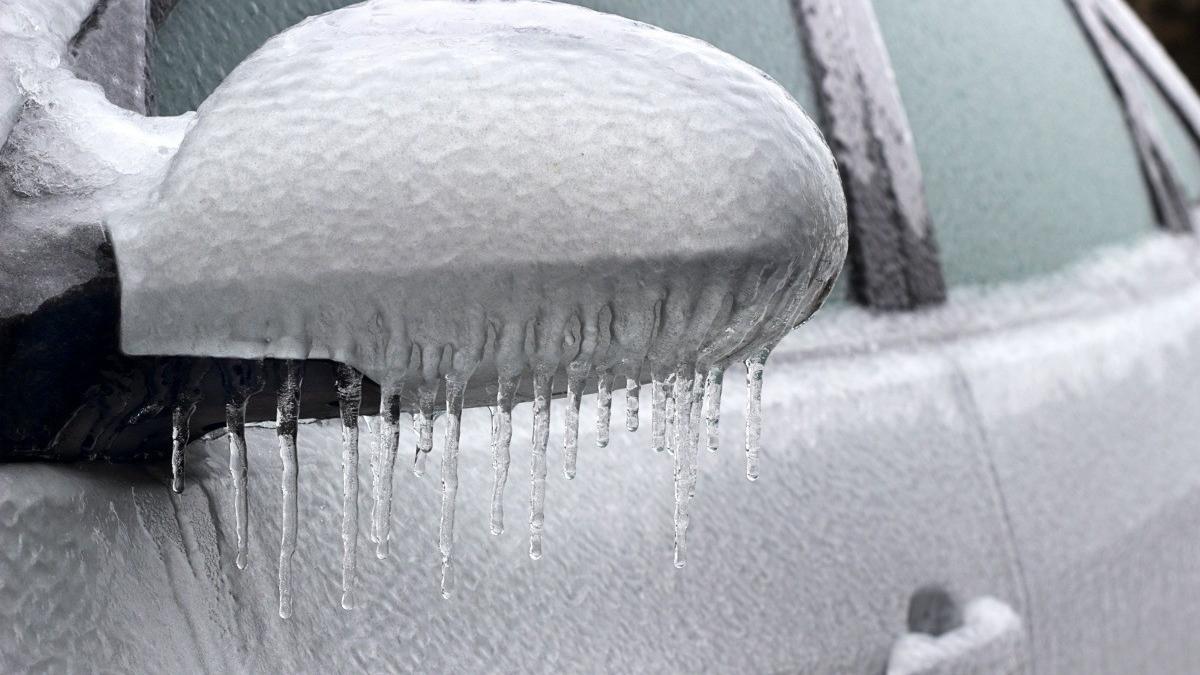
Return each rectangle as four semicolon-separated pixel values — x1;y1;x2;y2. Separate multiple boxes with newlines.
106;0;847;402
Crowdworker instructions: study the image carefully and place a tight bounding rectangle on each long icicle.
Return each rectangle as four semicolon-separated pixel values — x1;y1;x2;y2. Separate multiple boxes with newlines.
664;370;677;454
625;374;640;432
490;375;520;535
276;360;303;619
225;400;250;570
744;349;769;482
563;363;590;479
371;383;404;559
671;364;699;568
412;381;438;477
335;364;363;610
596;369;613;448
219;360;263;572
651;369;668;452
438;376;468;598
529;366;553;560
702;367;724;453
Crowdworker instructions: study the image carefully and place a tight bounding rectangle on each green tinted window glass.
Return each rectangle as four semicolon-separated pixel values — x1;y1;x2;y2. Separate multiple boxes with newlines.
152;1;815;116
871;0;1159;287
1128;61;1200;204
562;1;815;112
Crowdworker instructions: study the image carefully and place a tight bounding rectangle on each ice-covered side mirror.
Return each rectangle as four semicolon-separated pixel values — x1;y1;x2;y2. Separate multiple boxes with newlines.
2;0;845;605
3;0;846;457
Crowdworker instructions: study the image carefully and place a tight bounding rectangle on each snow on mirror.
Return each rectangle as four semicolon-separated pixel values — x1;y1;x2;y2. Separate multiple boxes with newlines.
2;0;847;616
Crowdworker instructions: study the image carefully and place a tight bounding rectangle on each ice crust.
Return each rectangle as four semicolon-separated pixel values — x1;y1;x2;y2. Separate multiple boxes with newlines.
106;0;847;401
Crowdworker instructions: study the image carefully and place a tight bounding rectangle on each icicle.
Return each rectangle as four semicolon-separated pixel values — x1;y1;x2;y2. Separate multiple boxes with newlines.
744;349;769;482
689;372;704;454
595;369;613;448
412;381;438;477
225;401;250;570
371;383;403;560
650;370;668;452
562;363;590;479
170;398;197;494
276;360;303;619
625;375;640;432
670;365;700;568
219;360;263;571
702;367;724;453
438;376;467;599
490;375;519;536
335;364;363;610
169;360;208;494
664;374;677;454
529;366;553;560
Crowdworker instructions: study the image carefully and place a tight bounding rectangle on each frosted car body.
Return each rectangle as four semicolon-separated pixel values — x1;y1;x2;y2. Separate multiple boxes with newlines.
4;1;1200;674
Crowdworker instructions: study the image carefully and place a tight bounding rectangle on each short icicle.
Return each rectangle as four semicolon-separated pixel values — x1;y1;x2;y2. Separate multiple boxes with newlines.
169;359;207;493
490;375;520;535
625;374;640;432
219;359;264;572
670;364;700;568
529;366;553;560
438;375;468;599
744;349;769;482
689;372;704;454
412;382;439;477
335;364;364;610
702;367;724;453
275;360;304;619
562;363;590;479
371;383;404;559
595;369;613;448
170;395;199;493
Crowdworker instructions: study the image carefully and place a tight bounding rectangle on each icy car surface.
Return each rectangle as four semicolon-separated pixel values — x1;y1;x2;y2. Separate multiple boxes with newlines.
4;0;1200;673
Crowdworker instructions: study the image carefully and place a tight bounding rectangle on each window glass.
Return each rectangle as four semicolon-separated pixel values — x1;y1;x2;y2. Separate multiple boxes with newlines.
562;1;815;112
871;0;1159;287
152;1;815;116
1126;59;1200;204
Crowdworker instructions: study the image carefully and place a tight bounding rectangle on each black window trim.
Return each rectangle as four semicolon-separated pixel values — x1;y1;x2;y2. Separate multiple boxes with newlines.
793;0;947;311
1070;0;1200;233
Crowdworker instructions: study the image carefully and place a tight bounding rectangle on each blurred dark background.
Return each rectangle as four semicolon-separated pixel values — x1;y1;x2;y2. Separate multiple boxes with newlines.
1133;0;1200;84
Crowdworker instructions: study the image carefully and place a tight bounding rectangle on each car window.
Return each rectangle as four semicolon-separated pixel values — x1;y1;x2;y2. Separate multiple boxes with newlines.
152;0;815;116
870;0;1160;287
562;1;816;113
1128;61;1200;205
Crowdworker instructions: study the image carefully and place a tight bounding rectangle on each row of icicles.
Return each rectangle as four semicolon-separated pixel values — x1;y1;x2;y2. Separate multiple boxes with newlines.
168;349;772;619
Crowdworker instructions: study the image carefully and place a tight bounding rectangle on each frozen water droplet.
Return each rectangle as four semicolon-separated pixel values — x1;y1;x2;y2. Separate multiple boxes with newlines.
625;375;640;432
170;399;197;494
703;367;724;453
276;360;303;619
335;364;363;609
412;381;439;477
438;376;467;599
371;384;404;560
744;350;769;482
595;369;613;448
670;364;701;569
562;362;590;479
529;366;553;560
490;375;520;536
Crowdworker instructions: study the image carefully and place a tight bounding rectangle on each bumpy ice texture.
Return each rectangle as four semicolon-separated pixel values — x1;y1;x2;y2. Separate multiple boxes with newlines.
107;0;848;401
